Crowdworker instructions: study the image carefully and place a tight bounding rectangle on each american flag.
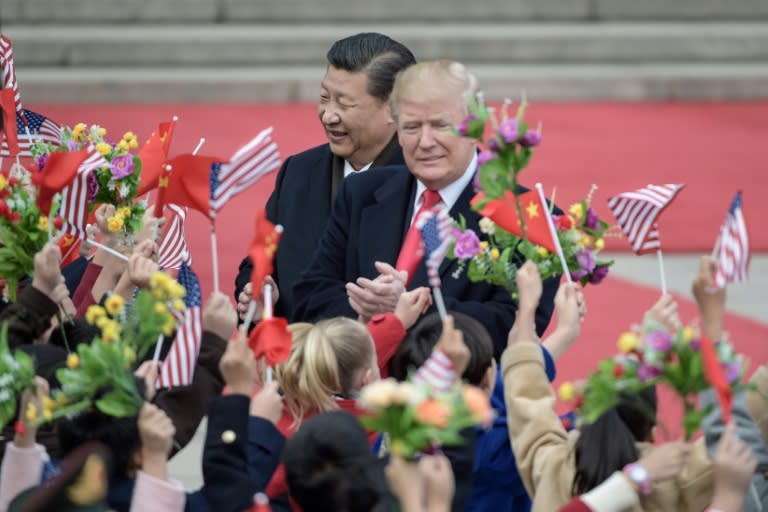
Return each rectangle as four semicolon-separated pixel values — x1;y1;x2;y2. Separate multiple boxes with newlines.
607;184;685;255
157;262;202;389
713;191;749;288
0;35;22;115
417;205;455;287
209;127;280;217
158;204;192;270
59;148;108;239
0;109;61;157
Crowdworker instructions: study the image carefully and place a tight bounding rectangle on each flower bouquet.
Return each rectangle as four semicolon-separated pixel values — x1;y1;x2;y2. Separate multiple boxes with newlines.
358;378;492;458
560;317;747;439
0;168;63;300
0;323;37;430
449;95;613;297
30;123;146;245
26;271;185;425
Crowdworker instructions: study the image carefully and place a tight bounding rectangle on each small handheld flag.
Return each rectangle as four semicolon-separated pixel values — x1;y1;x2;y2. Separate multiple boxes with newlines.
713;191;749;289
417;205;454;319
473;189;557;252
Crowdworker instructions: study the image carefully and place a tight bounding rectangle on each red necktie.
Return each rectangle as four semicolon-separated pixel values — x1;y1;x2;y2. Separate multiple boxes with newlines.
396;189;441;286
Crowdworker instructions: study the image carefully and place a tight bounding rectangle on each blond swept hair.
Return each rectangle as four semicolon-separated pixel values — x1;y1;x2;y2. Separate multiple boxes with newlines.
390;59;478;118
275;317;375;426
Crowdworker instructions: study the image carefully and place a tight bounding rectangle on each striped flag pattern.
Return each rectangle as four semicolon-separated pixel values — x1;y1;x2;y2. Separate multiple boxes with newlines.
209;126;280;217
417;205;455;288
714;191;749;288
157;262;202;389
0;109;61;157
0;35;22;115
59;148;107;239
158;204;192;270
607;184;685;254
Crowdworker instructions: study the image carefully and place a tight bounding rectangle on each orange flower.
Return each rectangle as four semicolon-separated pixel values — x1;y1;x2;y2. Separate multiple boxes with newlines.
462;385;493;427
415;399;450;429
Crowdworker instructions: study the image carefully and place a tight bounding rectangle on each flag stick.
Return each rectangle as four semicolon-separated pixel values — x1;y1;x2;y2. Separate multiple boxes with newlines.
86;238;129;262
263;283;273;319
534;183;572;283
210;223;220;293
656;249;668;295
240;299;257;335
192;137;206;155
433;287;448;320
152;333;164;364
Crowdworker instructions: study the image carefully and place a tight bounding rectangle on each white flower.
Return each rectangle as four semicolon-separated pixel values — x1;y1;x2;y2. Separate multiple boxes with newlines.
119;183;130;197
478;217;495;235
391;381;423;406
3;354;19;371
0;390;9;402
6;198;15;210
359;378;399;409
0;374;13;387
89;125;103;140
107;181;116;191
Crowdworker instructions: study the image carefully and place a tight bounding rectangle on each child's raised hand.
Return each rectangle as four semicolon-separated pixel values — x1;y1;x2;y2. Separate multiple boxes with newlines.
219;332;257;396
138;403;176;480
515;261;543;313
250;381;283;425
127;251;160;290
436;315;469;377
645;293;680;331
32;243;63;295
394;287;432;330
204;292;237;341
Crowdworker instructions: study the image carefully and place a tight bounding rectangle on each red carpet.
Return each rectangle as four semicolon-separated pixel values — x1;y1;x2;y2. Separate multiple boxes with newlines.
30;102;768;438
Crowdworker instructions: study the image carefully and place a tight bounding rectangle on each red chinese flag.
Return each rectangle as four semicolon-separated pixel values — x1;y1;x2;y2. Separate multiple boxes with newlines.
163;154;218;219
700;335;732;423
36;148;90;216
137;120;176;197
249;209;281;293
58;234;81;267
474;190;557;252
0;89;19;156
247;316;292;366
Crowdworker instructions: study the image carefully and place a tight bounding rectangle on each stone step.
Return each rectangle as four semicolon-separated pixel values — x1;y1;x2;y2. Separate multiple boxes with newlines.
5;0;768;23
16;63;768;103
6;23;768;67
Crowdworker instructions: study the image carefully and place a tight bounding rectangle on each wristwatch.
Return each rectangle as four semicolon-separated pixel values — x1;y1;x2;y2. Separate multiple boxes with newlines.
623;463;652;496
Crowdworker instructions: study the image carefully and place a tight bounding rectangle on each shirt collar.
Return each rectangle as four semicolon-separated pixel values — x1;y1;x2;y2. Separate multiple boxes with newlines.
343;159;373;178
414;152;478;212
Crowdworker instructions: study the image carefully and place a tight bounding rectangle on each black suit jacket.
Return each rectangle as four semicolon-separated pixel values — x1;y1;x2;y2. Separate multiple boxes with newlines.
235;136;405;319
292;165;558;354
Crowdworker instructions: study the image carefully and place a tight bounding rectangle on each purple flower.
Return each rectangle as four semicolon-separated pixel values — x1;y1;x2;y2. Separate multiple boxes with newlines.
456;114;476;137
576;249;596;274
723;361;741;383
520;130;542;147
588;264;610;284
487;137;501;153
689;338;701;351
637;363;662;382
646;330;672;352
570;270;586;281
478;150;496;166
453;229;481;259
67;139;78;152
36;153;49;171
87;172;99;201
110;154;135;180
472;171;482;193
498;119;518;144
585;207;600;230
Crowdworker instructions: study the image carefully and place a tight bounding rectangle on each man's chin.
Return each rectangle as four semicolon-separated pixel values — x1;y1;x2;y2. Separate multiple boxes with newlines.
327;140;353;159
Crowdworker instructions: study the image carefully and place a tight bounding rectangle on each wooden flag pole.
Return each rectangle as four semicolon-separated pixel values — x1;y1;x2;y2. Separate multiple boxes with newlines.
534;183;572;284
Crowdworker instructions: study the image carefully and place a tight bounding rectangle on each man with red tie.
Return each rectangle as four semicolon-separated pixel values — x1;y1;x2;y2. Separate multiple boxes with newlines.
292;60;559;354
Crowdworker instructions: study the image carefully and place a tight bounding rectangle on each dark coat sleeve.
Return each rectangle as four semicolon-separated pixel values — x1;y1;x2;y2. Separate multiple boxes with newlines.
202;394;285;512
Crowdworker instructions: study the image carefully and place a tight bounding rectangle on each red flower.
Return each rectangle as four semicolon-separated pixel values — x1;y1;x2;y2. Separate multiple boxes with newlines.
9;212;20;222
7;176;18;187
614;363;625;378
14;421;26;436
555;214;574;231
0;202;9;217
54;216;64;230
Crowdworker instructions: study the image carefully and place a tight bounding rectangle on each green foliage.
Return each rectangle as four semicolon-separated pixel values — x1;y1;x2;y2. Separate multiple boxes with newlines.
0;323;37;430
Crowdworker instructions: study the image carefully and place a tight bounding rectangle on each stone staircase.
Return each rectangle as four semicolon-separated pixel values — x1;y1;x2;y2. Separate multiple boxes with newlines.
3;0;768;102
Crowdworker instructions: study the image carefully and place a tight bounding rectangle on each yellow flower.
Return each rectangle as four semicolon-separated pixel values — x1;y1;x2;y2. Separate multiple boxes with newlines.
43;408;53;421
95;142;112;156
681;326;695;344
172;299;185;312
169;282;186;299
56;394;69;406
122;131;136;141
479;241;489;252
128;139;139;149
105;294;125;315
537;247;549;257
42;396;55;410
66;353;80;369
118;206;132;218
116;140;130;152
107;216;124;232
97;127;107;137
154;302;168;315
85;305;106;325
595;238;605;250
101;322;120;343
162;321;175;336
490;248;500;261
96;316;110;329
72;123;87;140
123;347;136;364
150;271;172;290
569;203;584;220
0;174;7;191
558;382;575;402
617;332;640;353
37;216;49;231
580;236;591;247
26;403;37;422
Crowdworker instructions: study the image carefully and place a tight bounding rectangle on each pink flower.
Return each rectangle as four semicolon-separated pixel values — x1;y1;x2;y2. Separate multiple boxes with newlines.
585;208;600;230
453;229;481;259
87;172;99;201
478;150;496;166
487;137;501;153
456;114;478;137
498;119;518;144
110;154;135;180
723;361;741;383
588;264;610;284
637;363;662;382
520;130;542;147
36;153;49;171
646;330;672;352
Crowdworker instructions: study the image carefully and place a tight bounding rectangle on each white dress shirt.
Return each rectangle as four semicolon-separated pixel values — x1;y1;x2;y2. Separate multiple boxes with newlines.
343;160;373;178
